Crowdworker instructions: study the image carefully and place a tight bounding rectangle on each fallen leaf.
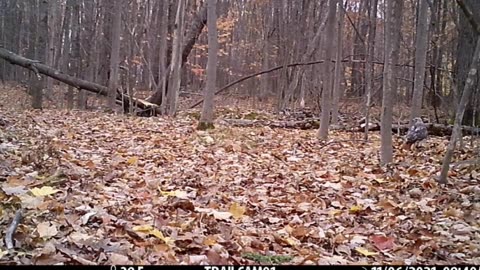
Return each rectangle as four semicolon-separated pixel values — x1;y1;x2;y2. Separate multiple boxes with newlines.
127;156;138;165
229;202;246;219
349;205;364;213
37;222;58;239
133;224;154;233
370;235;395;251
30;186;60;197
212;210;232;220
159;188;188;199
109;253;132;265
355;247;378;257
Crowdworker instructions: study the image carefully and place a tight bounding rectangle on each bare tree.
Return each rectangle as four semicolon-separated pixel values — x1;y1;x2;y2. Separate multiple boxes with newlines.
107;0;122;110
410;0;430;122
157;0;170;115
364;0;378;140
198;0;218;130
166;0;186;116
331;1;347;125
439;0;480;184
31;0;49;109
317;0;338;140
380;0;403;164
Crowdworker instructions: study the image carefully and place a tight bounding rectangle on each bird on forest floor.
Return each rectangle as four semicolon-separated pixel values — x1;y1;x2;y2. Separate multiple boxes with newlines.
402;117;428;150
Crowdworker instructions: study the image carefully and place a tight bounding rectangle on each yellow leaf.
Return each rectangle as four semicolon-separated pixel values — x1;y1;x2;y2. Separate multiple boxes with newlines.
150;229;173;245
150;229;166;240
0;249;7;260
127;156;138;165
284;237;299;246
229;202;246;219
355;247;378;256
132;225;154;233
349;205;364;213
329;209;342;216
158;188;188;199
30;186;60;197
203;235;217;246
374;178;386;183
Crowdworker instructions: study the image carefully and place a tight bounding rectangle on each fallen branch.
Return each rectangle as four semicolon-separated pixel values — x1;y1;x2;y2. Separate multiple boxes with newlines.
356;122;480;136
5;209;23;249
221;118;480;136
0;47;158;116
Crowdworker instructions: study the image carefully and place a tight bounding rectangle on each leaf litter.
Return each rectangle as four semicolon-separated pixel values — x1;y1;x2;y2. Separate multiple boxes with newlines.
0;108;479;265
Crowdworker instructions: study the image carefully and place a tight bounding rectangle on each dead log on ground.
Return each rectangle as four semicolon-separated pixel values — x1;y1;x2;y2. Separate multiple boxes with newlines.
222;118;480;136
0;47;158;116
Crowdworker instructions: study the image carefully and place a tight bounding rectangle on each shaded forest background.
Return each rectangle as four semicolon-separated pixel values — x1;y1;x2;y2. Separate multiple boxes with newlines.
0;0;479;125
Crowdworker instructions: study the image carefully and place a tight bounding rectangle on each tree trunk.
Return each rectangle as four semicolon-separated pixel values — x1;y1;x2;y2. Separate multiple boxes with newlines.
198;0;218;130
317;0;338;140
157;0;170;115
166;0;186;116
148;4;208;107
439;0;480;184
380;0;403;165
31;0;48;109
410;0;430;122
364;0;378;140
331;1;347;124
107;0;122;110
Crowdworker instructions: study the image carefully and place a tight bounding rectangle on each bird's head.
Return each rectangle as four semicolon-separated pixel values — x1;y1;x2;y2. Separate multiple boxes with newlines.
412;117;423;124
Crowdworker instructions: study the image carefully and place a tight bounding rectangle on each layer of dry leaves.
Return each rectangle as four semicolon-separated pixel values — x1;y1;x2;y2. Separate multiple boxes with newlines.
0;85;479;265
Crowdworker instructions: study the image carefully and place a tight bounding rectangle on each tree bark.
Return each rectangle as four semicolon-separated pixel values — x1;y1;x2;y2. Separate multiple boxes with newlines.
317;0;338;140
364;0;379;140
198;0;218;130
166;0;186;116
410;0;430;122
31;0;48;109
148;4;208;106
439;0;480;184
107;0;122;110
331;1;347;125
380;0;402;165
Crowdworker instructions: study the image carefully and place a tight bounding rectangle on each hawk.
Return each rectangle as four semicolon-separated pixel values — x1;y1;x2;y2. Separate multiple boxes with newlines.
403;117;428;150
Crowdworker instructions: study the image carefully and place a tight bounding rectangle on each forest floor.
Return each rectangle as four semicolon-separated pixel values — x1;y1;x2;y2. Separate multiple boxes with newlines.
0;85;480;265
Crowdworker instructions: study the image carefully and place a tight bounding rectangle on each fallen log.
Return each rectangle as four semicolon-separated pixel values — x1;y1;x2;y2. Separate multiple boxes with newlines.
0;47;158;116
357;122;480;136
221;118;320;130
221;118;480;136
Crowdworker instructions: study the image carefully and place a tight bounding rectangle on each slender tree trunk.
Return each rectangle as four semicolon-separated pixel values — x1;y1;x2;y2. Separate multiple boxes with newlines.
364;0;379;140
63;0;74;109
410;0;430;122
380;0;402;164
45;0;57;95
31;0;48;109
317;0;338;140
331;0;347;124
198;0;218;130
439;0;480;184
167;0;186;116
107;0;122;110
158;0;170;115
